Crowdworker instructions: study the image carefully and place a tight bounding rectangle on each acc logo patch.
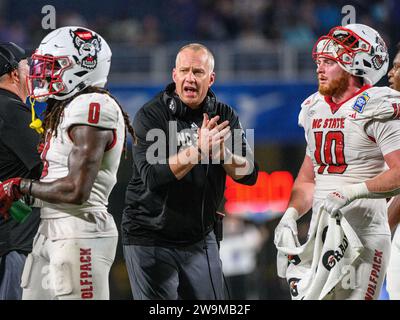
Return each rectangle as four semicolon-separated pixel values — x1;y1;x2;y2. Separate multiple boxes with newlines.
352;92;370;113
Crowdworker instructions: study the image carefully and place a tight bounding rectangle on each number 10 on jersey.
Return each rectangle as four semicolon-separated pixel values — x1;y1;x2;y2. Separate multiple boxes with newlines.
314;131;348;174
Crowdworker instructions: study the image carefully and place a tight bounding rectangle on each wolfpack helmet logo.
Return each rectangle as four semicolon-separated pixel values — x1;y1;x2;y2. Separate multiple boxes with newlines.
372;37;388;70
70;28;102;70
372;55;385;70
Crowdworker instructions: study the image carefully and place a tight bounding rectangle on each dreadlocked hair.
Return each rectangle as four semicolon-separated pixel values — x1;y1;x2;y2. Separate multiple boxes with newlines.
40;86;136;158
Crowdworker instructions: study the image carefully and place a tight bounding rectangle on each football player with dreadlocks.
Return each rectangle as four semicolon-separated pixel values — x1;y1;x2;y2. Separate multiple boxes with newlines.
274;24;400;299
0;26;135;300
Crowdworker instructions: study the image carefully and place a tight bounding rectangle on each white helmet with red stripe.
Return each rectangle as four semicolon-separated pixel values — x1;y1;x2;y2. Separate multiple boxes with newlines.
28;26;111;101
312;24;388;85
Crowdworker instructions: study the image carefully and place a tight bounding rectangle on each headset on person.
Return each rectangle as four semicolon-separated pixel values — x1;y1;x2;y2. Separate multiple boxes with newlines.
162;83;217;119
162;83;230;299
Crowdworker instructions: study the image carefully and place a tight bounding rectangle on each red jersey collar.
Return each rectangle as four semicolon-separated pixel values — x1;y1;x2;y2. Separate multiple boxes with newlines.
324;84;372;114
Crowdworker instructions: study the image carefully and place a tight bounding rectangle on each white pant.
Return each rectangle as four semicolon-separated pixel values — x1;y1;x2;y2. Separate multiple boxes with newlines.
325;233;391;300
387;227;400;299
21;233;117;300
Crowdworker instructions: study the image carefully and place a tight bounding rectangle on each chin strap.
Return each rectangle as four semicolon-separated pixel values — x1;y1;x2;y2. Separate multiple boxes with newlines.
29;97;44;134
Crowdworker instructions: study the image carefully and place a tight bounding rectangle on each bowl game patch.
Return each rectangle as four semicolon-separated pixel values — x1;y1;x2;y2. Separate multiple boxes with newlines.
352;92;370;113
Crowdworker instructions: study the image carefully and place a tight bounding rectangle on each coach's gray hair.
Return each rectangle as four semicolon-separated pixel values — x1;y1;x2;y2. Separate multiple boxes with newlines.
175;43;215;73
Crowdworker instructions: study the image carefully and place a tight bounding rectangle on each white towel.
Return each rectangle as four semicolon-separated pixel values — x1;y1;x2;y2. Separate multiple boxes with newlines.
275;207;364;300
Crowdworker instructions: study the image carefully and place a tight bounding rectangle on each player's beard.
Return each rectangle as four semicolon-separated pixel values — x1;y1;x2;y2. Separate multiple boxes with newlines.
318;72;350;97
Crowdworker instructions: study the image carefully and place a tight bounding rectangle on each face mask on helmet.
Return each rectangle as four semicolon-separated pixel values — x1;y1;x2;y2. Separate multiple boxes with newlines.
27;26;111;102
27;54;72;102
312;24;388;85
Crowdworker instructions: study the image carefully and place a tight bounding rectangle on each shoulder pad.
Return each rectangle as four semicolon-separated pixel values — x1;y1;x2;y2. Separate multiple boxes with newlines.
301;92;321;109
299;92;322;128
64;92;120;129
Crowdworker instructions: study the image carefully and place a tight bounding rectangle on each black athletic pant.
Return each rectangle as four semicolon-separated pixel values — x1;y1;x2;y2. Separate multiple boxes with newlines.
123;231;225;300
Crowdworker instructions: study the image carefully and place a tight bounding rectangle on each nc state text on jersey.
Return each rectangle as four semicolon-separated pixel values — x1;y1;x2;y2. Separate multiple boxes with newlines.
312;118;345;129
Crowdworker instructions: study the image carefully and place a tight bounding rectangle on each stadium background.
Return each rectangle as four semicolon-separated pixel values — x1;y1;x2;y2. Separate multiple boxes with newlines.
1;0;399;299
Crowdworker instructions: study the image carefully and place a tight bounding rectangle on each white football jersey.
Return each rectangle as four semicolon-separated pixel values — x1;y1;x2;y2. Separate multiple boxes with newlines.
300;86;400;234
39;92;125;219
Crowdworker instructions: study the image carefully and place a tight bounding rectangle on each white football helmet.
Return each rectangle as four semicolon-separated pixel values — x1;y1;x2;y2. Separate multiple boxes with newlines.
312;24;388;85
28;26;111;101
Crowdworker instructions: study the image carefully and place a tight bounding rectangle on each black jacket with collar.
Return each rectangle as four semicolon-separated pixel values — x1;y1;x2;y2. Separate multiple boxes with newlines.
122;84;258;247
0;88;42;256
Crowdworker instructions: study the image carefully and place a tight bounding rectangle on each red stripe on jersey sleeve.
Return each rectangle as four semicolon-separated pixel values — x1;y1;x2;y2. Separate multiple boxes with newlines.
392;103;400;119
105;129;117;151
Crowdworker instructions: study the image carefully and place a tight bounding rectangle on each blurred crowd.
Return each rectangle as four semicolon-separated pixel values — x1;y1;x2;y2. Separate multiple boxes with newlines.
0;0;399;52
